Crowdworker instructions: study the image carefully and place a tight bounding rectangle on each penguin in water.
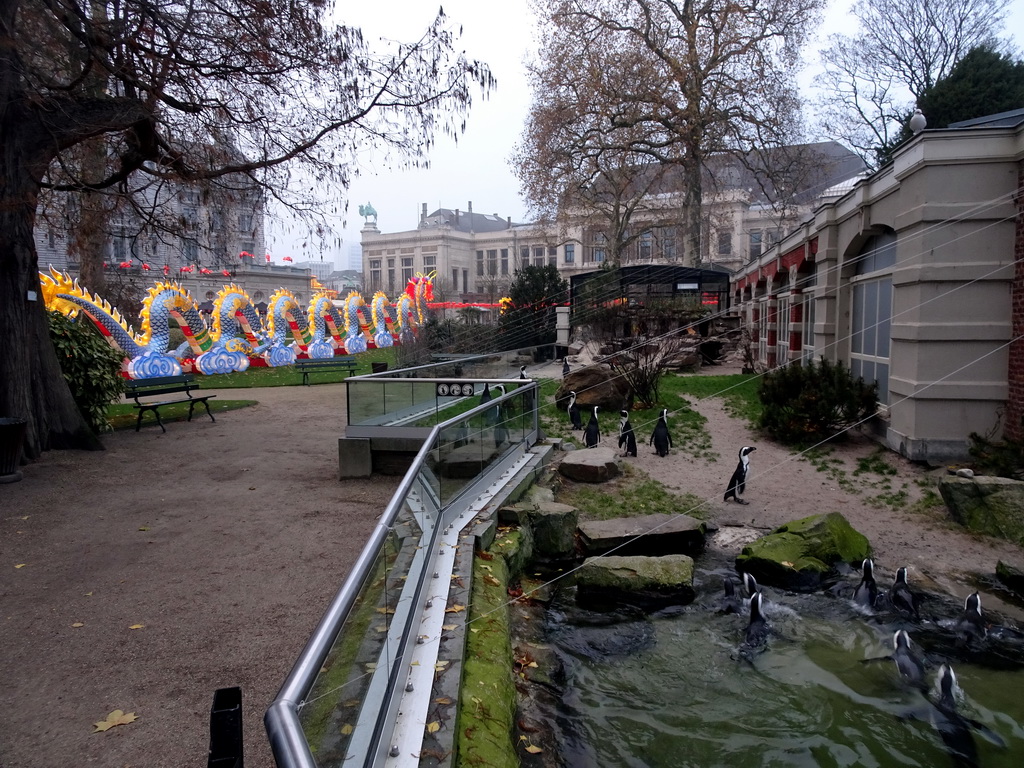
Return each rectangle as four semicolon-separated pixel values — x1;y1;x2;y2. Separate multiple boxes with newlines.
618;409;637;457
714;577;743;615
743;591;771;650
742;572;760;600
584;405;601;448
928;664;1006;767
724;446;756;504
567;391;583;431
888;566;920;619
562;357;570;377
853;558;879;608
891;629;927;689
649;408;672;457
954;592;986;645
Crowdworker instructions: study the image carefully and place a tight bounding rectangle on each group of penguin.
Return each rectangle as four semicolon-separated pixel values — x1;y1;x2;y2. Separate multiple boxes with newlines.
719;561;1013;766
565;391;758;504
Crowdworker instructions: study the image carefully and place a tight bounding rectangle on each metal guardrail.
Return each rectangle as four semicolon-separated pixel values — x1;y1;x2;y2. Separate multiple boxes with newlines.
265;382;539;768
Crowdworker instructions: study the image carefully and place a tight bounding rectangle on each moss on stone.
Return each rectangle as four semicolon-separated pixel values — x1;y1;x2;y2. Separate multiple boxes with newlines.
455;546;518;768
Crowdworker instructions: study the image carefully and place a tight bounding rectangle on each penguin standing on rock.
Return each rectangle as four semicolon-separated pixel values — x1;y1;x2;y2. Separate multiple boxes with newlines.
562;357;570;377
650;408;672;457
889;566;920;619
724;446;756;504
618;409;637;457
955;592;986;645
567;391;582;430
584;406;601;448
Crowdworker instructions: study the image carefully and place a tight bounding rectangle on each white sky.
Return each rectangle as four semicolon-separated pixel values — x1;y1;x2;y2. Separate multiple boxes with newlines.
265;0;1024;270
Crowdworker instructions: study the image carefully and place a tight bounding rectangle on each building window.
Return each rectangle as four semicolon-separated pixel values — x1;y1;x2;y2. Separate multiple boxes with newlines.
662;228;676;260
564;243;575;264
533;246;545;267
802;292;816;364
520;246;530;266
500;248;509;275
487;249;497;276
452;268;459;293
717;229;732;257
639;231;652;260
548;246;557;267
369;258;381;288
462;269;468;294
850;233;896;405
182;237;199;264
765;229;780;247
112;227;128;262
749;230;763;261
476;249;485;276
401;256;413;283
777;296;790;362
387;261;395;292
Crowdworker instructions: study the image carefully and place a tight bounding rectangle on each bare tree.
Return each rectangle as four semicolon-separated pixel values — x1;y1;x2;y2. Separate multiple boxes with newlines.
814;0;1011;167
521;0;824;266
1;1;494;458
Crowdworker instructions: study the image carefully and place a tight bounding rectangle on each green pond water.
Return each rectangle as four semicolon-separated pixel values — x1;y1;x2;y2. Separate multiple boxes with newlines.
544;569;1024;768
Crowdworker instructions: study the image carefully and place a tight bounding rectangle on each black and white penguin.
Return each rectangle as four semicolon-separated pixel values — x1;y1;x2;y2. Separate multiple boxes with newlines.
562;357;570;377
715;577;743;615
584;405;601;448
744;592;771;648
892;629;926;688
568;391;582;431
618;409;637;457
742;572;760;599
649;408;672;457
724;446;756;504
519;365;528;380
955;592;986;644
492;385;507;445
853;558;878;608
479;382;492;406
889;566;919;619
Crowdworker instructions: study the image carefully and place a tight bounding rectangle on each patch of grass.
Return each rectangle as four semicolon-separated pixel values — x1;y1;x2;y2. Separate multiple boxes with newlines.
106;399;257;430
558;466;710;522
667;373;762;426
868;485;910;509
801;447;857;493
854;448;898;478
196;347;397;388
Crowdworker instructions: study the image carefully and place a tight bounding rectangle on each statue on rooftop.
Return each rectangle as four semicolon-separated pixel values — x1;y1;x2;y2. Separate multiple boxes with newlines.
358;202;378;225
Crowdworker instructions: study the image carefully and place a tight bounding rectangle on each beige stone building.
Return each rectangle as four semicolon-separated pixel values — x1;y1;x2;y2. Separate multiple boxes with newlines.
732;109;1024;462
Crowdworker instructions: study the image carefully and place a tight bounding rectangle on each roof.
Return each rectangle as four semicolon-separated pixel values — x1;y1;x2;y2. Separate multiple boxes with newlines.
948;107;1024;129
420;208;518;233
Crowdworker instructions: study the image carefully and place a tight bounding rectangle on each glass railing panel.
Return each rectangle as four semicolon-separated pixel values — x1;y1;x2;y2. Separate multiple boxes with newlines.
295;464;439;766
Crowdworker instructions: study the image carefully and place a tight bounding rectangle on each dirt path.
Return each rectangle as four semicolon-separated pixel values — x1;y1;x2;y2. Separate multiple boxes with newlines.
3;368;1023;768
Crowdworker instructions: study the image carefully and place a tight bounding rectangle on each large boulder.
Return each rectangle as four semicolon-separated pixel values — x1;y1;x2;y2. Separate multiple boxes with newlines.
497;501;578;559
939;476;1024;546
558;447;621;483
996;560;1024;599
735;512;871;591
555;365;631;411
579;513;706;558
576;554;696;610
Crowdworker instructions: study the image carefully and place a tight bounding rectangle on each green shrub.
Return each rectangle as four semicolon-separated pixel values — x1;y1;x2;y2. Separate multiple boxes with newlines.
758;358;878;446
48;312;126;434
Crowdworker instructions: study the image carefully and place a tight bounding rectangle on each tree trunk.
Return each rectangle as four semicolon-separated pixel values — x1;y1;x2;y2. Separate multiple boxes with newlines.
0;131;103;460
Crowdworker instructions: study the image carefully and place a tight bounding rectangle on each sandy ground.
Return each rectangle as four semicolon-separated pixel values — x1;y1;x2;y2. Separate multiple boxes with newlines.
3;363;1024;768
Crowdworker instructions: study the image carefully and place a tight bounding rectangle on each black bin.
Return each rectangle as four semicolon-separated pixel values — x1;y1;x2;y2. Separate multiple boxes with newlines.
371;362;389;374
208;687;243;768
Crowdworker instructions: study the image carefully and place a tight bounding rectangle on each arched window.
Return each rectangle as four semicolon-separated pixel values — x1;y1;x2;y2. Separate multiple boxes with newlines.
850;233;896;404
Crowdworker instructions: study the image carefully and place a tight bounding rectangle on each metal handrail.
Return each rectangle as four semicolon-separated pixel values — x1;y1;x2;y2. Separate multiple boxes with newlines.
265;382;538;768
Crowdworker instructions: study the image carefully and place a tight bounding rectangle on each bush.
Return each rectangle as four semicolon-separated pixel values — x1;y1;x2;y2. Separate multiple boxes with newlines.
758;358;878;445
48;312;126;435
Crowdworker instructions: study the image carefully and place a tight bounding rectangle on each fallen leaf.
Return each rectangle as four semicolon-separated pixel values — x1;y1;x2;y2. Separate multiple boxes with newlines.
445;604;465;614
781;561;795;567
128;624;144;630
138;527;150;531
20;516;29;520
84;592;93;597
71;622;84;628
434;660;449;671
525;744;543;754
442;624;456;631
375;607;396;615
340;724;353;736
93;709;138;733
426;721;440;733
434;697;452;705
483;574;501;587
14;564;26;569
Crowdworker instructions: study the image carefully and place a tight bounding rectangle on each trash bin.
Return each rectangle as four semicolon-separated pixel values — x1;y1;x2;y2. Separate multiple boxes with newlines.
208;686;242;768
0;417;26;484
371;362;388;374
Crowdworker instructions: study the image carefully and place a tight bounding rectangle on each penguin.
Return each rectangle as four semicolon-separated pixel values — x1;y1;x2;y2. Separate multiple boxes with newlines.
954;592;986;645
889;566;919;619
479;382;492;406
492;385;507;446
568;391;582;431
724;446;756;504
584;405;600;448
649;408;672;457
743;591;771;649
742;572;760;599
562;357;570;377
618;409;637;457
519;365;528;380
891;629;927;689
853;558;878;608
714;577;743;615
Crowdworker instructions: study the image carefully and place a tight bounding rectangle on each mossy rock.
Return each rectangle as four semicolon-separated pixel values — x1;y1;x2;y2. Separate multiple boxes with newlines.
576;554;696;610
736;512;871;591
940;476;1024;546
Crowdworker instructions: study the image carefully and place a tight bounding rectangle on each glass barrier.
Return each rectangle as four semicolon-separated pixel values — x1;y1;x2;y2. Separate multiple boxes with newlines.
268;383;536;767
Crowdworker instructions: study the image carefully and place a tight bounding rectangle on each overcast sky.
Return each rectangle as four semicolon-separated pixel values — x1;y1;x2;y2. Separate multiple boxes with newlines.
265;0;1024;270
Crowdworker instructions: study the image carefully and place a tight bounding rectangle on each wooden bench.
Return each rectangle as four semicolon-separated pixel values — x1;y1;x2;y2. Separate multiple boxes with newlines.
124;374;216;433
295;357;358;385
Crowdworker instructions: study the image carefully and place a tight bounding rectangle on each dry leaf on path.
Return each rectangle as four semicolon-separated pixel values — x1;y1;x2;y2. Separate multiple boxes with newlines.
444;604;465;614
128;624;144;630
14;564;26;569
71;622;84;628
426;721;440;733
93;709;138;732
